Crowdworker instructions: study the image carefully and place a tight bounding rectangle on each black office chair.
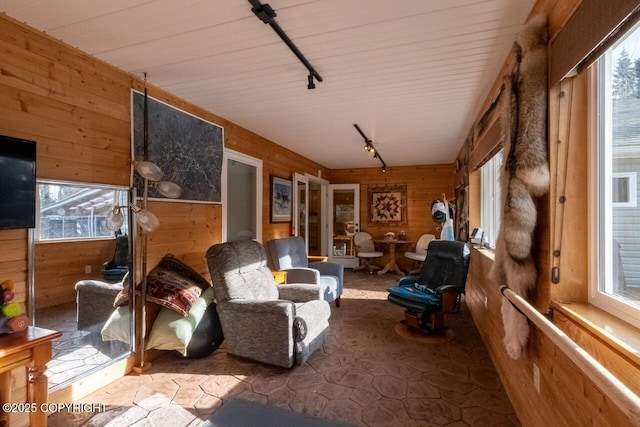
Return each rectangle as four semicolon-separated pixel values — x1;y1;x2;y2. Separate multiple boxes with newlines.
387;240;470;333
102;233;129;281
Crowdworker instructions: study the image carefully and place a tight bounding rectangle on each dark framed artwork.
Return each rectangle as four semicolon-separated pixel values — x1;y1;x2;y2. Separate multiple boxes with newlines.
368;184;407;225
270;176;292;222
131;90;224;203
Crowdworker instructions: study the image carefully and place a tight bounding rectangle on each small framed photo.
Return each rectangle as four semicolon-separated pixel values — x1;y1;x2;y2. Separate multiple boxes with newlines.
270;176;292;223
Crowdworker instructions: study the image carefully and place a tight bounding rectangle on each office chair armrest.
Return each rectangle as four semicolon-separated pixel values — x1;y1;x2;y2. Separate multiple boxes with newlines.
434;284;464;294
398;276;419;286
434;285;464;313
283;267;320;284
278;284;323;302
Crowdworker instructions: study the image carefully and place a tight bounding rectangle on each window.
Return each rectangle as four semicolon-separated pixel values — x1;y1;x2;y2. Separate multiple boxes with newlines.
592;23;640;325
37;181;129;241
480;150;503;248
612;172;637;206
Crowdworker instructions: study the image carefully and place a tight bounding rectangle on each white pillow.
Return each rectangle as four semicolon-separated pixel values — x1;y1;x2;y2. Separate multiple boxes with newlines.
101;305;131;344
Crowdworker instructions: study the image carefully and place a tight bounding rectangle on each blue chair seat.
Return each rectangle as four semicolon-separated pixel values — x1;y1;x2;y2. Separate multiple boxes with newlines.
387;283;440;306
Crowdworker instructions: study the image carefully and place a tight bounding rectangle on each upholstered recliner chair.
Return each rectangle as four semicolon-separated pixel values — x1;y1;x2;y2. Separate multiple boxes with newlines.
266;236;343;307
206;239;330;368
388;240;470;333
75;273;127;333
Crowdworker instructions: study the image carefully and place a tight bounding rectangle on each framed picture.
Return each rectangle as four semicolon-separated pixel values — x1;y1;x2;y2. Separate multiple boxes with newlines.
131;90;224;204
368;184;407;225
270;176;292;222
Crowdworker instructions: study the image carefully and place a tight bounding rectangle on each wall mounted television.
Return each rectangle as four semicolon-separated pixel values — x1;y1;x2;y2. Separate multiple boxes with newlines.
0;135;36;230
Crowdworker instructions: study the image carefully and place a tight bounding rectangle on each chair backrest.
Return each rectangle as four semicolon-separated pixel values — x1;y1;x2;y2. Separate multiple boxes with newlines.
206;240;279;304
265;236;309;270
418;240;470;291
354;231;374;253
415;234;436;255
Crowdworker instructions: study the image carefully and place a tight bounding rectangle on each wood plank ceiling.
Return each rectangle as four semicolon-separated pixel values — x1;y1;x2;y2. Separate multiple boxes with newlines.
1;0;535;169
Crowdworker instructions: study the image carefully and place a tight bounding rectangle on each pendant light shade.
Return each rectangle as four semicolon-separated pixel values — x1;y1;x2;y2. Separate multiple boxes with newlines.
133;207;160;233
135;161;163;181
155;181;182;199
105;207;125;231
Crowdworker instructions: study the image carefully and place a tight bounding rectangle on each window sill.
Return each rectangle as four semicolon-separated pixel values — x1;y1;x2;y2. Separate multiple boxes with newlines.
472;245;495;261
550;300;640;366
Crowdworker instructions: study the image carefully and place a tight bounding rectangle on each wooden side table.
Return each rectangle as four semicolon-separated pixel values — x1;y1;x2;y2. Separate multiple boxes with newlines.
0;326;62;427
272;271;288;285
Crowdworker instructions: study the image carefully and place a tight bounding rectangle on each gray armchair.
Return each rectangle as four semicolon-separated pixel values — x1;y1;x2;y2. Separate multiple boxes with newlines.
265;236;343;307
75;275;126;333
206;240;330;368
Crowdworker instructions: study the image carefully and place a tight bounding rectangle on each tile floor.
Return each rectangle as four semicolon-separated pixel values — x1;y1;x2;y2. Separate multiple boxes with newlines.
36;302;129;389
48;271;520;427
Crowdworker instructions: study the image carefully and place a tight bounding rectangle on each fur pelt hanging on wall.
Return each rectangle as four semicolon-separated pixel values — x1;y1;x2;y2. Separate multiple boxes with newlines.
489;14;549;360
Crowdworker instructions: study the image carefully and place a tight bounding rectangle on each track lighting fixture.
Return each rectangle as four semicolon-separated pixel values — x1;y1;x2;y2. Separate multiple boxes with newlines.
249;0;323;90
353;124;387;172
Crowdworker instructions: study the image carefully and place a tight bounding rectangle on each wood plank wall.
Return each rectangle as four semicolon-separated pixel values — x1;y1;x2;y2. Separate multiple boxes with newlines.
460;0;638;425
331;164;454;272
0;13;330;314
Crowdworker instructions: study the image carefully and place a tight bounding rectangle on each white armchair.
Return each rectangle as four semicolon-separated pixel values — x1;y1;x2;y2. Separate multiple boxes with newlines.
353;231;383;273
404;234;436;274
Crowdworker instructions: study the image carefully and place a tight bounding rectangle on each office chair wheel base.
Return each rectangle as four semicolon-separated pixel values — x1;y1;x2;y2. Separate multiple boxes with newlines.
394;323;454;343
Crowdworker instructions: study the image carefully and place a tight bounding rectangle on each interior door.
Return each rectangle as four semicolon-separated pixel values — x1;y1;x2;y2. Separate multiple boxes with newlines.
306;174;329;256
328;184;360;268
293;173;309;251
223;149;262;242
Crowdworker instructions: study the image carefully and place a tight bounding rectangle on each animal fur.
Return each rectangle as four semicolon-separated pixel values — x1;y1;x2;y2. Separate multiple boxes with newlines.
489;14;549;360
512;13;550;197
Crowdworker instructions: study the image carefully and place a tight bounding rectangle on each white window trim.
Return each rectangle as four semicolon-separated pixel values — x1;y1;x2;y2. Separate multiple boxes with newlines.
221;148;262;243
588;62;640;326
480;151;502;249
612;172;637;207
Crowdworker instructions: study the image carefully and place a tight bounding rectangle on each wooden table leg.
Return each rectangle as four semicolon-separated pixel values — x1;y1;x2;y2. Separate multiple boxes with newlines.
0;371;12;427
378;243;405;276
28;342;52;427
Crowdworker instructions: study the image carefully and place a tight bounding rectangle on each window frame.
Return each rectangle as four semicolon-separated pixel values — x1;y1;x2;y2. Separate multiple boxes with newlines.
612;172;637;207
479;150;503;249
36;179;130;243
588;41;640;326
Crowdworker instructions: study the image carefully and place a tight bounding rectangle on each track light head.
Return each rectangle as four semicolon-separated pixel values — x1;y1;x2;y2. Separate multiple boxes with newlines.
307;74;315;89
353;123;387;172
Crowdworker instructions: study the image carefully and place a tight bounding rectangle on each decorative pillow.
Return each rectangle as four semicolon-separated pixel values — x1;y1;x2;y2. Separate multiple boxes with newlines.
113;271;131;308
146;287;215;356
101;306;131;344
145;254;211;316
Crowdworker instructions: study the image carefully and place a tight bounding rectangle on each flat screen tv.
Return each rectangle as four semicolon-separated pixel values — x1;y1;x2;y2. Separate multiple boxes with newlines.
0;135;36;230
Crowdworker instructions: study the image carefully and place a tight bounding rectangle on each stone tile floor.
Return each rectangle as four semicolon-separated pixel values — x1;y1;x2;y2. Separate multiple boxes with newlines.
36;302;129;389
48;271;520;427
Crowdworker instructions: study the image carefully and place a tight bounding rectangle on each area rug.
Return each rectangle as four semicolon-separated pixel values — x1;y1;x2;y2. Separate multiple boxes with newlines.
202;398;355;427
